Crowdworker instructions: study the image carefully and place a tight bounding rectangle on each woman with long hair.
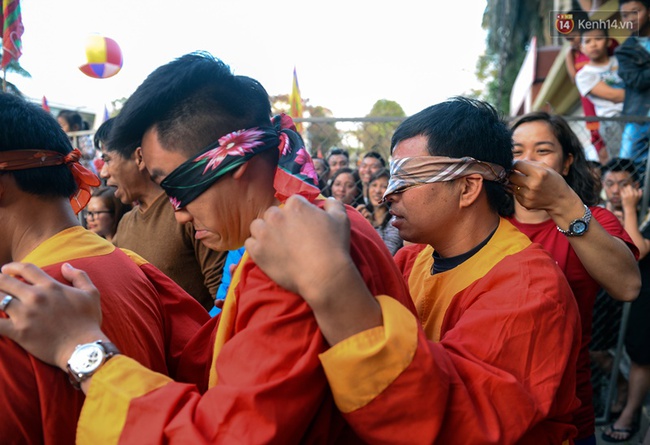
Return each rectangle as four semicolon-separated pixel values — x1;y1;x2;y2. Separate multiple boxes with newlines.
329;167;363;207
505;111;640;445
356;169;403;255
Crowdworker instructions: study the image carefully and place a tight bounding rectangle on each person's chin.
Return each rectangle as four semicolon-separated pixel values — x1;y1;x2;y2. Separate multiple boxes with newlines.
199;238;220;251
113;189;130;205
197;233;229;252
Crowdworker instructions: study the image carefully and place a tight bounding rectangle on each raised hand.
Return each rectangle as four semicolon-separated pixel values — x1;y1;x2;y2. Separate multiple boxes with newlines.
246;196;352;299
509;159;581;215
246;196;381;345
620;184;642;213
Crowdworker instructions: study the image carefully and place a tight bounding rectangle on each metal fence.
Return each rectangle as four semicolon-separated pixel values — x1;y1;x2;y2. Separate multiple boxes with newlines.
70;114;650;426
560;115;650;425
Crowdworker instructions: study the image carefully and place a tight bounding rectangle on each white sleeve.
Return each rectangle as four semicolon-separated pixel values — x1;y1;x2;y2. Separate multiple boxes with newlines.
575;67;600;97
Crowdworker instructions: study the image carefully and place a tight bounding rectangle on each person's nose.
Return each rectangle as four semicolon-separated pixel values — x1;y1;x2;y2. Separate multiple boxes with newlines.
100;162;109;179
519;150;535;162
173;208;193;224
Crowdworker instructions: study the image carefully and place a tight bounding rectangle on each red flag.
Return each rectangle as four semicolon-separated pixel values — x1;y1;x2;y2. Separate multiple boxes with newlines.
42;96;51;112
1;0;24;69
289;67;303;133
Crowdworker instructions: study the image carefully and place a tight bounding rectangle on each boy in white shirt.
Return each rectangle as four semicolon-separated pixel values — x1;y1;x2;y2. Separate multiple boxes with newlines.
575;24;626;162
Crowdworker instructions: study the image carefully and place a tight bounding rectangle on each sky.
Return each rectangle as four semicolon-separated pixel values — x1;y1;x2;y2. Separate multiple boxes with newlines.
9;0;489;120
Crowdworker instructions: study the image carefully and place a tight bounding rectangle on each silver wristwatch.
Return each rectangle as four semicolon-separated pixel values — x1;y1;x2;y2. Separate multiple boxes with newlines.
67;340;120;390
556;204;592;237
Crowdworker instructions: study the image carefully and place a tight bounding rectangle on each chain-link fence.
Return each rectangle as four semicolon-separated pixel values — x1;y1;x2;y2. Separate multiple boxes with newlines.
562;115;650;217
561;115;650;426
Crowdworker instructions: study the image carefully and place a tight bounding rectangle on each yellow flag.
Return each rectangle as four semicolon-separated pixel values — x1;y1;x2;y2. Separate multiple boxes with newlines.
290;67;303;133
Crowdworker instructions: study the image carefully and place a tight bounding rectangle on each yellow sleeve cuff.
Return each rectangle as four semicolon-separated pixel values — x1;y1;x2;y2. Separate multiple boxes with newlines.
77;355;172;445
319;295;418;413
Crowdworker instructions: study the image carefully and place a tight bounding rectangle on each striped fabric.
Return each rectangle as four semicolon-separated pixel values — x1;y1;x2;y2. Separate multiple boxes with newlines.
384;155;508;199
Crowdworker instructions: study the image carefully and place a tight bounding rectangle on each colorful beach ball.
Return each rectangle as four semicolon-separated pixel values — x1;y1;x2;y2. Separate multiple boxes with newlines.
78;35;123;79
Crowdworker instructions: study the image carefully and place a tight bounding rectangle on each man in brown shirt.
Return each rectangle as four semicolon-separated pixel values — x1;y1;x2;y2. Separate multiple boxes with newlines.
95;118;226;311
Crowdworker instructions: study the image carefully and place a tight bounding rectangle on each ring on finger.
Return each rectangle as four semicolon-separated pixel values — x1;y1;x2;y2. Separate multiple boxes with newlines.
0;294;14;312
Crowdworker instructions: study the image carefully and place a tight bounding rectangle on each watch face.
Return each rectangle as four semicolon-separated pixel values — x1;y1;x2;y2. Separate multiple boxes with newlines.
571;220;588;235
70;343;105;374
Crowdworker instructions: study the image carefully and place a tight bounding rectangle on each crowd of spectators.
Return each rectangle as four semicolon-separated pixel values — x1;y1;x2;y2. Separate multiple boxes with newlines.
1;2;650;440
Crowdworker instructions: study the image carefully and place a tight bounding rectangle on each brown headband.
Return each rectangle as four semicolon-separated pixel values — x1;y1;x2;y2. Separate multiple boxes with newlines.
0;149;100;214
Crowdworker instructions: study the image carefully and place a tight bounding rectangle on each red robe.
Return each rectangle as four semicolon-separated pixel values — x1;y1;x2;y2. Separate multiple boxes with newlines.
320;218;582;444
507;206;638;439
75;188;415;443
0;227;209;445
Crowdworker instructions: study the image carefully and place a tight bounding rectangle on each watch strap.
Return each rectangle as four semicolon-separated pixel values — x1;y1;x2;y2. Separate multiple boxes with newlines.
67;340;120;390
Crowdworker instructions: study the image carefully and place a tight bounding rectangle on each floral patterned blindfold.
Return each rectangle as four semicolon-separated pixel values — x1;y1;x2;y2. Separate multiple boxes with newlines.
161;114;318;210
383;155;509;201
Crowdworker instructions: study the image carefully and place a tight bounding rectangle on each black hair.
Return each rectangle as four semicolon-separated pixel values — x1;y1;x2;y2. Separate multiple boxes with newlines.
601;157;638;182
619;0;650;8
362;150;386;167
510;112;599;206
391;96;513;213
0;93;77;197
327;148;349;161
311;157;329;190
57;109;88;131
94;117;115;151
109;51;272;159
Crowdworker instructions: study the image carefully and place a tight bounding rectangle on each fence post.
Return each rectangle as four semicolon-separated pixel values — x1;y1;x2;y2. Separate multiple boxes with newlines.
596;302;631;425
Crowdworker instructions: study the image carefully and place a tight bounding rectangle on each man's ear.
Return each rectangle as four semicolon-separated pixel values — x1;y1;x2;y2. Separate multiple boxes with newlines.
459;174;483;208
232;161;249;180
134;147;147;172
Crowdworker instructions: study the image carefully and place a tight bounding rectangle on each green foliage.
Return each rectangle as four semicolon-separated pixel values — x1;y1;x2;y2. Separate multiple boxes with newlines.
270;93;291;115
477;0;551;114
1;59;31;78
110;97;129;117
356;99;406;161
0;42;31;94
307;106;341;157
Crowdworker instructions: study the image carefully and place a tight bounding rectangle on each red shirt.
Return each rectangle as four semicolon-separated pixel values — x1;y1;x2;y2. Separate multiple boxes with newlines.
507;206;638;439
